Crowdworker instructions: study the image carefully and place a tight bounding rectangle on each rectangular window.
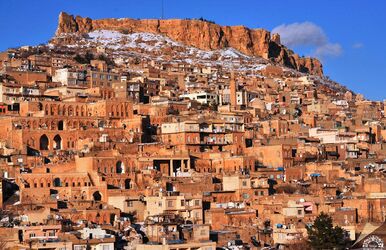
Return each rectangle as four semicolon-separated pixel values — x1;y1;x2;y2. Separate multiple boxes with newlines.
168;200;173;207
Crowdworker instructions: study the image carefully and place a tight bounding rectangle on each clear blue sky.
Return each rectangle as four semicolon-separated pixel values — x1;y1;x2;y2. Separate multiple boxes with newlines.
1;0;385;100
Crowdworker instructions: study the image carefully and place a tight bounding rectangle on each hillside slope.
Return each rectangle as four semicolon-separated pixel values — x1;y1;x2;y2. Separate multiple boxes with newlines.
54;12;323;76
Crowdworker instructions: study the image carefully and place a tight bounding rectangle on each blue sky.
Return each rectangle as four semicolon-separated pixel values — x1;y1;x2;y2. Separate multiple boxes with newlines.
1;0;385;100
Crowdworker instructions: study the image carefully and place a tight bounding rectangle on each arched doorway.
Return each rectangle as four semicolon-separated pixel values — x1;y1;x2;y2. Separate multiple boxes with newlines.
93;191;102;201
53;135;62;150
53;178;61;187
125;179;131;189
39;134;49;150
116;161;125;174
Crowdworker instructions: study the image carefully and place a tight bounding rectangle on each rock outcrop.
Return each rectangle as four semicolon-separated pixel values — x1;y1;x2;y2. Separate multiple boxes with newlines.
55;12;323;76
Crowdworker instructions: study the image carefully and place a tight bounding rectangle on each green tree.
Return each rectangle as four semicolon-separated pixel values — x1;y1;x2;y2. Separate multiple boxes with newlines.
306;212;351;250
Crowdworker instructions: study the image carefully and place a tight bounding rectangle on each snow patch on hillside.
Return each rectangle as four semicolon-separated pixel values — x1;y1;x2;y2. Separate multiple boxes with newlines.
86;30;181;51
85;30;251;60
54;29;269;72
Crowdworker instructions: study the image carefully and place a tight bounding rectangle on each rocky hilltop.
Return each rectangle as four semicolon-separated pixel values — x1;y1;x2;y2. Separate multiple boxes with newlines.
55;12;323;76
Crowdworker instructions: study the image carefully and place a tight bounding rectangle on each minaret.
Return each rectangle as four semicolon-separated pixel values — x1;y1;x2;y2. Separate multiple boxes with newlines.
230;71;237;108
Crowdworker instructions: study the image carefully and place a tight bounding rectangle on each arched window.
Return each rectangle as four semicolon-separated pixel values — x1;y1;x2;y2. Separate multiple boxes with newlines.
68;106;74;116
93;191;102;201
58;120;64;130
53;178;61;187
40;135;49;150
116;161;124;174
53;135;62;150
125;179;131;189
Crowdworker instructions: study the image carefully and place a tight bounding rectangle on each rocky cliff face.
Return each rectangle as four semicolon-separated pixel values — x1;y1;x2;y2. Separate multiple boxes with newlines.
55;12;323;76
